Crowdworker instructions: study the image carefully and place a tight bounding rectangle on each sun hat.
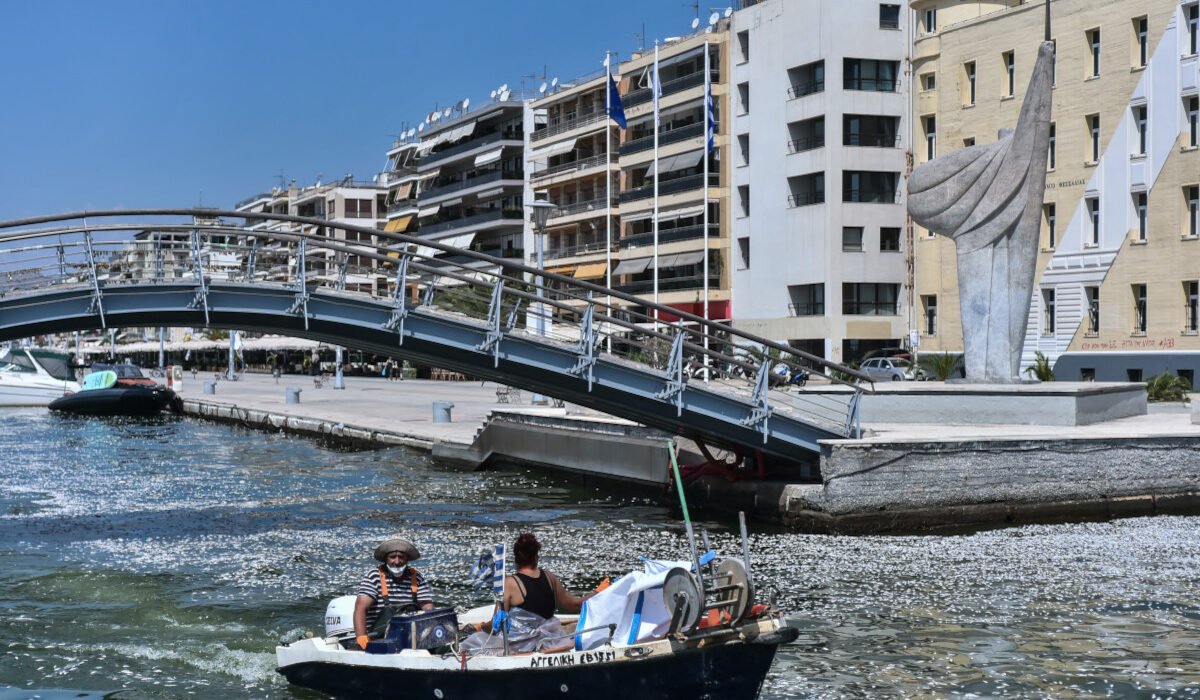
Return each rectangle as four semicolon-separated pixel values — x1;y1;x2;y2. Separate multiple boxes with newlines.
373;537;420;563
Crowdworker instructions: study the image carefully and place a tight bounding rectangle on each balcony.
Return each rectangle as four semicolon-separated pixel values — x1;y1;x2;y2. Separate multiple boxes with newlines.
545;240;611;261
786;79;824;100
623;70;718;108
530;108;607;143
426;248;525;269
421;131;513;167
420;169;522;200
843;301;899;315
843;189;901;204
619;173;719;204
620;122;704;156
421;208;523;236
386;199;418;214
616;274;720;295
843;77;898;92
787;192;825;207
386;166;418;183
530;154;607;181
788;303;825;316
619;224;720;250
845;133;901;148
787;136;824;154
547;197;617;221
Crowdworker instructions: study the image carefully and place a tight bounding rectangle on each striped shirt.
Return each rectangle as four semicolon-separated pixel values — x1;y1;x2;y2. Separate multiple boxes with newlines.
356;567;433;630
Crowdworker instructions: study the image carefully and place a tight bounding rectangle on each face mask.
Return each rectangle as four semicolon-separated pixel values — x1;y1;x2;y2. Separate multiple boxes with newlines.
387;565;407;577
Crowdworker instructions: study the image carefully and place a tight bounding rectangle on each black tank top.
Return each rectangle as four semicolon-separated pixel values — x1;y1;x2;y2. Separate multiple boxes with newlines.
514;569;555;620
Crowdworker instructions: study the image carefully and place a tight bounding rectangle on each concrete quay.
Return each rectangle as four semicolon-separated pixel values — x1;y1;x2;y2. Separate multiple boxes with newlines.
176;373;1200;533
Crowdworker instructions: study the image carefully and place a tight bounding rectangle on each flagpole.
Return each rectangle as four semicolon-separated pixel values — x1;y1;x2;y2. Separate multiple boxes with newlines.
652;42;661;333
605;50;614;355
702;39;711;384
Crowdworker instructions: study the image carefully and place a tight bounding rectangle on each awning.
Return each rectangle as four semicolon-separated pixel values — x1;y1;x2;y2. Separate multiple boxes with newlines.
440;197;463;208
414;244;439;259
546;265;578;276
418;203;442;217
531;138;577;159
475;186;506;200
417;168;441;182
457;120;478;139
613;257;652;275
664;250;705;267
654;150;705;176
384;215;413;233
573;262;608;278
660;203;705;221
622;209;654;223
432;232;476;251
395;181;414;199
474;147;504;167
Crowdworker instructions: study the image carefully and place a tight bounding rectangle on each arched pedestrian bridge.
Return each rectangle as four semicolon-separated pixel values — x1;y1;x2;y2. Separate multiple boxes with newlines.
0;209;872;467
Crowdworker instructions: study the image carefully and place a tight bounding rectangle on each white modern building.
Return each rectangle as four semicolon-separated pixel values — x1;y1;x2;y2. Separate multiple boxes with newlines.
730;0;911;365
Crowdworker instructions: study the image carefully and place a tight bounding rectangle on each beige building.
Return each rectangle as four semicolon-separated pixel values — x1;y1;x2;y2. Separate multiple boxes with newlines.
911;0;1200;379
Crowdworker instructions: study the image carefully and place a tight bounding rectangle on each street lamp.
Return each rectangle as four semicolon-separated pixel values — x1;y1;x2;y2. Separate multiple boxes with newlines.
526;195;557;405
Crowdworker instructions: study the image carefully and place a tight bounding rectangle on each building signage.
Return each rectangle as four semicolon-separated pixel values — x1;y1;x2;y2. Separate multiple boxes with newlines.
1081;336;1176;351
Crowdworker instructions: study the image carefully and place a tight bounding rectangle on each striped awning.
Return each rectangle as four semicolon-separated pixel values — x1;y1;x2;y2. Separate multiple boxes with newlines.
573;262;608;279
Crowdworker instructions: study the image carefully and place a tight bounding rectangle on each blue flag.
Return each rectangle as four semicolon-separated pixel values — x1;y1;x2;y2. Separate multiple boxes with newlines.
705;83;716;153
608;74;626;129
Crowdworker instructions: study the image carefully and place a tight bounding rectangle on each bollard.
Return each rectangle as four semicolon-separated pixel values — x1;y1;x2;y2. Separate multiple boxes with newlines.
287;386;302;404
204;381;216;395
432;400;454;423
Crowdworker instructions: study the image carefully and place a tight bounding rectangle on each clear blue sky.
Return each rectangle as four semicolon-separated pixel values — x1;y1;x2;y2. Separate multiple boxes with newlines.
0;1;709;218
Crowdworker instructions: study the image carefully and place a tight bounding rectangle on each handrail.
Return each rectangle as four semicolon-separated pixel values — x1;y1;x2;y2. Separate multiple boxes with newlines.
530;154;607;181
530;109;608;142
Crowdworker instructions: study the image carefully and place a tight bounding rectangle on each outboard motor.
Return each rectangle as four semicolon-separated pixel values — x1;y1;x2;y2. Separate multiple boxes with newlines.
324;595;357;643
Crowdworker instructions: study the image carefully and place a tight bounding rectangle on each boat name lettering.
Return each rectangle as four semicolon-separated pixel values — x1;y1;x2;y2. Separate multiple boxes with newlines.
529;650;616;668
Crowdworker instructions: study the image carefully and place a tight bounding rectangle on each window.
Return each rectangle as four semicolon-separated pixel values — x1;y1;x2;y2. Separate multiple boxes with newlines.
1189;3;1199;56
842;227;864;251
1088;114;1101;163
1081;367;1096;381
1127;368;1144;382
842;171;899;203
1051;38;1057;86
1086;286;1100;334
1186;281;1199;332
923;115;936;161
1135;191;1148;242
843;114;899;147
789;116;825;152
880;227;901;251
738;185;750;217
1133;16;1148;67
879;4;900;29
787;173;824;206
922;295;938;335
921;73;936;91
788;284;824;316
1133;283;1148;334
1180;369;1195;389
844;58;899;91
737;236;750;268
1087;197;1101;246
737;134;750;165
964;61;976;105
1048;122;1056;169
1187;185;1200;238
843;283;900;315
1088;28;1101;77
964;137;976;147
787;60;824;98
924;7;937;33
1003;51;1015;97
1042;288;1056;335
736;30;750;62
1187;96;1198;148
1045;203;1057;248
737;82;750;114
1133;105;1147;155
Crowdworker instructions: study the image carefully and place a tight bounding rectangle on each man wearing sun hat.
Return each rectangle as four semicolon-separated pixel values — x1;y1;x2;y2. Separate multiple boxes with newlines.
351;535;434;650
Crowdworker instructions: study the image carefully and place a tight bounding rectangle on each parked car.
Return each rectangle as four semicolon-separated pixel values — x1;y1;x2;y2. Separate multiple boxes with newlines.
860;356;926;381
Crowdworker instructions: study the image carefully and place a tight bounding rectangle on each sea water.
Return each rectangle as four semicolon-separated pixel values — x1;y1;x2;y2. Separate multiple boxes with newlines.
1;408;1198;699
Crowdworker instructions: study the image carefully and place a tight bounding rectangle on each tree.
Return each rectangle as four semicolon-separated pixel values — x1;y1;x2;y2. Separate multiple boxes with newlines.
919;353;964;381
1146;372;1191;402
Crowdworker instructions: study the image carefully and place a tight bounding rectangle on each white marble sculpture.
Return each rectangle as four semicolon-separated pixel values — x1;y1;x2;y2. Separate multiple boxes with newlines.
907;6;1054;383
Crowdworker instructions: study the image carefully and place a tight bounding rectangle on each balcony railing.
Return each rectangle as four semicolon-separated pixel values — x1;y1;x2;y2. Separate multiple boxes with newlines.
386;166;418;183
623;70;718;108
386;199;418;214
531;154;607;181
788;302;824;316
421;169;522;200
787;192;825;207
530;109;608;142
843;301;899;315
843;188;901;204
547;197;617;220
421;131;513;167
619;173;720;204
619;224;720;250
544;240;611;261
234;192;275;210
845;133;901;148
620;122;705;156
420;208;523;235
843;77;899;92
616;274;720;295
787;136;825;153
786;79;824;99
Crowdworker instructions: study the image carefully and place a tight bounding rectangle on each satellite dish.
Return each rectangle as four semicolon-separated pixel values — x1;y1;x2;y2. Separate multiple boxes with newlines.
539;82;547;93
708;11;720;25
691;17;700;29
490;89;497;99
418;123;425;132
724;6;733;17
551;77;559;87
499;89;511;101
705;25;714;33
443;108;451;118
499;83;508;92
462;97;470;109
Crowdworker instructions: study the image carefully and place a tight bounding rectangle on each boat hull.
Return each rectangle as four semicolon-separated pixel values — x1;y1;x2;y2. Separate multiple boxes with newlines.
0;382;77;406
278;624;797;700
48;385;178;416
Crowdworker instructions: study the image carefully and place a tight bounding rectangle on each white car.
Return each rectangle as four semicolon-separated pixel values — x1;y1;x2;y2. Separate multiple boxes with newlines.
860;356;925;381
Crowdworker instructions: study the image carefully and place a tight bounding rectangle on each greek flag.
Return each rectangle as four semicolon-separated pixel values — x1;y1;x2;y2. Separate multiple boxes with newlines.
607;73;626;129
467;543;506;596
652;49;662;128
705;83;715;153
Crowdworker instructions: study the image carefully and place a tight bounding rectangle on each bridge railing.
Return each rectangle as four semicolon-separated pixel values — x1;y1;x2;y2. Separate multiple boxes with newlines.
0;209;872;437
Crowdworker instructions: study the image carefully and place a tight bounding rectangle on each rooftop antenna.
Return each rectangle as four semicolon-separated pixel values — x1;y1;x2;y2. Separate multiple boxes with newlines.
275;170;287;188
633;23;646;53
684;0;700;22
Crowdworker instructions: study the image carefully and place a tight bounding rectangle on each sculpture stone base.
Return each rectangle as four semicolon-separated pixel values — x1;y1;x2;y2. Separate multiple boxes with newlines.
852;382;1147;427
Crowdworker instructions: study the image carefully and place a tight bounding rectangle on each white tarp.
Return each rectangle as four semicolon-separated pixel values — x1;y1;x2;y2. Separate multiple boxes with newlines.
575;558;696;650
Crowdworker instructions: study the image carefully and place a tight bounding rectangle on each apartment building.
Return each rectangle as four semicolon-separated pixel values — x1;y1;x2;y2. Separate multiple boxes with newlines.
525;69;619;302
382;138;420;242
911;0;1200;379
728;0;911;364
613;30;731;324
415;100;530;272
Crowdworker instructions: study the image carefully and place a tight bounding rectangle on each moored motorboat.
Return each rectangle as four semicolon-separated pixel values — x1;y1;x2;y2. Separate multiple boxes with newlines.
0;347;81;406
48;364;180;416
